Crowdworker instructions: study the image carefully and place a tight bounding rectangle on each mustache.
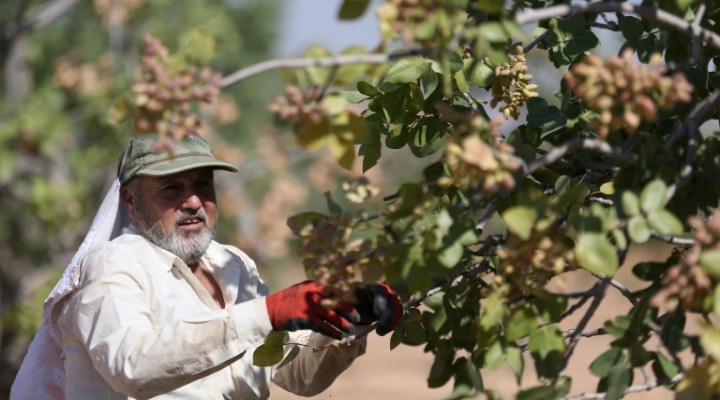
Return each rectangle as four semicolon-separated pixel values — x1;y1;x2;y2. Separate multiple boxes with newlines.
175;208;208;225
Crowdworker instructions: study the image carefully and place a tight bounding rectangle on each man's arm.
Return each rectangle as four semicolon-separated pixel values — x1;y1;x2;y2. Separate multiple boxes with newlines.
270;331;367;396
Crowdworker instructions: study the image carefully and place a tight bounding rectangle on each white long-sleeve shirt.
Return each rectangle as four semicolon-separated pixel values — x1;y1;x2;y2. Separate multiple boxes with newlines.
53;231;365;399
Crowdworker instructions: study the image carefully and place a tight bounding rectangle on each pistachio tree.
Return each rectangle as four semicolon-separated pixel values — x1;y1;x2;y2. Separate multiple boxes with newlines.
227;0;720;399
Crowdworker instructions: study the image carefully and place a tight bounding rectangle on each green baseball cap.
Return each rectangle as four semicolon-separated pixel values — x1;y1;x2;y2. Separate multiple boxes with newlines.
117;134;238;185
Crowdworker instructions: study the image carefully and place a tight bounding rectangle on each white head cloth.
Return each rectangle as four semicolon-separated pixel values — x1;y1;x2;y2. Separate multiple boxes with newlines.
10;178;131;400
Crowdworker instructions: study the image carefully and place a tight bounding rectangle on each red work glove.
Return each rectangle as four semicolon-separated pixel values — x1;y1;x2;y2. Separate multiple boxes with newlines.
266;280;361;339
352;282;403;336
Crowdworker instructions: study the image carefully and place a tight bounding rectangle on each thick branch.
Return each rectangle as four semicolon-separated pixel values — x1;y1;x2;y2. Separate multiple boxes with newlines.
515;2;720;51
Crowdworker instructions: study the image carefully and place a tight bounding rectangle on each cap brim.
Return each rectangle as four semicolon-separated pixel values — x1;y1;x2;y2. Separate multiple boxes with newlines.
135;155;238;177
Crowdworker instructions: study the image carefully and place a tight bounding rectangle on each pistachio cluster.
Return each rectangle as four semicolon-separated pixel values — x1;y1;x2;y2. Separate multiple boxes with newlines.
651;211;720;313
287;213;372;300
441;132;521;194
494;233;573;298
565;49;693;139
487;40;539;120
132;34;222;137
267;85;328;125
376;0;462;45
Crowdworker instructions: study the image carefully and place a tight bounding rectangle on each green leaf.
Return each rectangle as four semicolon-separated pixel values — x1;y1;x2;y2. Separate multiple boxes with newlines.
628;216;651;244
646;209;683;235
501;206;537;240
478;21;510;42
359;142;380;172
526;105;567;137
304;45;333;84
505;305;538;341
618;15;645;40
275;345;300;369
483;340;506;369
454;68;470;93
565;31;600;58
335;45;369;84
466;61;494;87
407;117;450;157
253;331;287;367
632;261;669;282
178;29;215;65
357;80;382;97
652;352;679;381
481;292;508;330
420;69;439;100
701;250;720;278
340;90;368;104
477;0;505;13
621;191;640;216
338;0;370;20
640;179;667;213
606;361;632;400
438;242;463;268
324;191;343;216
517;384;565;400
506;346;524;384
590;347;623;378
575;233;619;277
528;325;565;358
387;57;430;84
403;319;427;346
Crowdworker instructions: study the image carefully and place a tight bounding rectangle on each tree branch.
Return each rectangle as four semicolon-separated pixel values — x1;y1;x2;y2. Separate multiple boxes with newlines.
559;278;609;374
567;373;684;400
524;138;638;176
18;0;80;33
515;2;720;52
665;89;720;202
221;48;430;88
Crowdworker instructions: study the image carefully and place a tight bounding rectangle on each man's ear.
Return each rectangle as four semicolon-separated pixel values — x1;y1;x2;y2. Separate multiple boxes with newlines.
120;185;136;220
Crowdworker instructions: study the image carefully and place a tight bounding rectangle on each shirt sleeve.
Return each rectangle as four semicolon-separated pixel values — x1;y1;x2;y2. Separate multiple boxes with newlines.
56;242;274;399
270;330;367;396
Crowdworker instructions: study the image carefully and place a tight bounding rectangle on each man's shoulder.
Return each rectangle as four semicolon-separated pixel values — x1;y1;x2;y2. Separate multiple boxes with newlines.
206;241;258;271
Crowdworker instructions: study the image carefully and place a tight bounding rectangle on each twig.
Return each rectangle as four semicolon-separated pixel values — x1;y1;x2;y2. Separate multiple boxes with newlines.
475;201;497;233
515;2;720;51
650;233;695;246
559;278;609;374
524;138;638;175
664;91;720;202
567;373;684;400
607;278;637;305
561;326;607;339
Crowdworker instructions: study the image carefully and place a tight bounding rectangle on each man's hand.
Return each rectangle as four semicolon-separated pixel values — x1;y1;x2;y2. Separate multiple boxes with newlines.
352;282;403;336
266;281;361;339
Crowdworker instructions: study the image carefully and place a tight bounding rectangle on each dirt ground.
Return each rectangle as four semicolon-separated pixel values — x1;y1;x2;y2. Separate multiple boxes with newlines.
268;243;679;399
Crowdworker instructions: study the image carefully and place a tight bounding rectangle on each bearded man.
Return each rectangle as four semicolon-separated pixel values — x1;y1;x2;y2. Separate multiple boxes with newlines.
11;134;402;400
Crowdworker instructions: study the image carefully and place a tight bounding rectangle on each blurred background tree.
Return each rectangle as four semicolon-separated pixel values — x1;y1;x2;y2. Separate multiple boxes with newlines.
0;0;299;396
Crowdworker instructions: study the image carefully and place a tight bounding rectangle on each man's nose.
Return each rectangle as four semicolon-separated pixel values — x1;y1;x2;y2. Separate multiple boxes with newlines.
182;193;202;210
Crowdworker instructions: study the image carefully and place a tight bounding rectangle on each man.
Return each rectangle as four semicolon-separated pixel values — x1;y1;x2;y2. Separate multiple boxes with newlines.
11;134;402;399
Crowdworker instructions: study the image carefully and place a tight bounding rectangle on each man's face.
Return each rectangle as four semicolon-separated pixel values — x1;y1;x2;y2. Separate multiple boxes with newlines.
123;168;218;266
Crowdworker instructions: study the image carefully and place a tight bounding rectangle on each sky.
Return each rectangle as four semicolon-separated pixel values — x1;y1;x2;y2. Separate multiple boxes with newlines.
274;0;382;57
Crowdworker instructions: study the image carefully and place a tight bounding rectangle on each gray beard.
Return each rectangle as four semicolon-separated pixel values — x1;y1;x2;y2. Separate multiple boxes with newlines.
135;207;216;266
